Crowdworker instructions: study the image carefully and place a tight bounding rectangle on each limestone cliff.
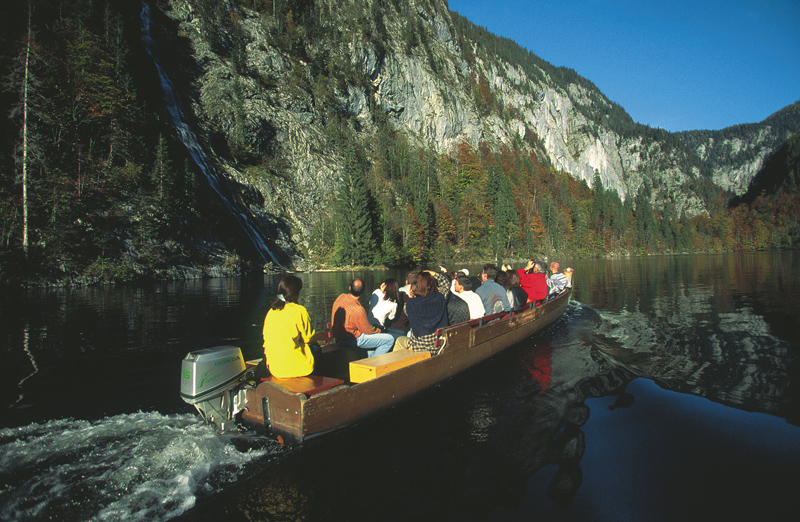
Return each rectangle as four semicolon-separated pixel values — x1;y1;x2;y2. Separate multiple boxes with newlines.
151;0;799;261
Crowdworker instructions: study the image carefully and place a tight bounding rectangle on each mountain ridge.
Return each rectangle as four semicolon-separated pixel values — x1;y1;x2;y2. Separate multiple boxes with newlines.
1;0;798;283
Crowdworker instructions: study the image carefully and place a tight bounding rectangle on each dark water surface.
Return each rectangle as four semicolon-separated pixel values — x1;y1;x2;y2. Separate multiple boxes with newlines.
1;253;799;521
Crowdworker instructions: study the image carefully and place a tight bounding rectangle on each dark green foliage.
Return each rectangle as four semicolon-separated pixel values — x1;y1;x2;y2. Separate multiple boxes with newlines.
0;0;211;282
334;145;375;266
1;0;798;285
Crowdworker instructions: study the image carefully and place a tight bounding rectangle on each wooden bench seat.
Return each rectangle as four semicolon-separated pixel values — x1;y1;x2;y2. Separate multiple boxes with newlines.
349;350;431;383
262;374;345;396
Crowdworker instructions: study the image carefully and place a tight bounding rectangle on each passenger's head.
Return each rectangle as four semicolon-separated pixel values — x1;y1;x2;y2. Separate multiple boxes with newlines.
271;275;303;310
550;262;561;274
482;263;500;281
533;262;546;274
406;271;418;286
349;278;365;297
414;271;434;298
496;270;510;290
456;275;472;292
383;278;398;302
507;270;521;288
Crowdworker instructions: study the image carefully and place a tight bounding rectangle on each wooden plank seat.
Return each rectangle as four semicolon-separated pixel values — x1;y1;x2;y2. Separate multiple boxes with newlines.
349;350;431;383
261;374;345;396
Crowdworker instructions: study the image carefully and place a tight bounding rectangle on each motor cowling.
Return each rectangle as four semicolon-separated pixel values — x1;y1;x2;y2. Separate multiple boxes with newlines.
181;346;250;431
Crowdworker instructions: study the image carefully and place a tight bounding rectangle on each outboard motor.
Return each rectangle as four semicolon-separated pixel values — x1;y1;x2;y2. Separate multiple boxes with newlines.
181;346;251;431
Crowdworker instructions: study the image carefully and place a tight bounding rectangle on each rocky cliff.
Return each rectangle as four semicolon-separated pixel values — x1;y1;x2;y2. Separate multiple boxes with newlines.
149;0;799;262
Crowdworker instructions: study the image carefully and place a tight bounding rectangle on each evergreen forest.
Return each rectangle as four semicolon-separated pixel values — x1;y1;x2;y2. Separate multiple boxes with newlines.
1;0;799;285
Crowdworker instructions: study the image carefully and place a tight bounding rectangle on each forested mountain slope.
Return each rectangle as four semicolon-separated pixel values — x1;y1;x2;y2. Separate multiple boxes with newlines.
1;0;798;283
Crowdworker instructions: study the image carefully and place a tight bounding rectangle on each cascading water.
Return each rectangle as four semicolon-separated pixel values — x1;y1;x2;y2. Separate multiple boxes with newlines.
140;2;282;267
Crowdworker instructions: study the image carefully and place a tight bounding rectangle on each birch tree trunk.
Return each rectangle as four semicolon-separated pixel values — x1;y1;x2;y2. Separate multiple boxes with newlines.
21;0;32;257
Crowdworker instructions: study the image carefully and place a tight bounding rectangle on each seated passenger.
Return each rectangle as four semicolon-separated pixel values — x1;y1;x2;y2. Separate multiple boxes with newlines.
505;269;529;310
440;265;470;295
368;278;399;330
262;275;315;379
331;278;397;357
548;262;570;295
454;275;485;320
517;260;548;303
475;263;512;315
405;271;448;355
390;272;415;335
431;270;470;325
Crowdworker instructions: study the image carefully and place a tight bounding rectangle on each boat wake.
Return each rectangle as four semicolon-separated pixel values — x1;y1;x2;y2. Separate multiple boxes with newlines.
0;412;276;521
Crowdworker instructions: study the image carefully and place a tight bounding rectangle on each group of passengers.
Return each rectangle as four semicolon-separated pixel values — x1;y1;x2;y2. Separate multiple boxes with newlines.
261;261;572;378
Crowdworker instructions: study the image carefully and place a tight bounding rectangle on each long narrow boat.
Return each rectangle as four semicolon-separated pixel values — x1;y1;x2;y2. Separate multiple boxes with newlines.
180;281;572;442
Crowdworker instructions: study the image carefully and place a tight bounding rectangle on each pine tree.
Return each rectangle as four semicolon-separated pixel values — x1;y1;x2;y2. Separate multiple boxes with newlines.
491;175;516;257
335;145;374;266
151;134;174;203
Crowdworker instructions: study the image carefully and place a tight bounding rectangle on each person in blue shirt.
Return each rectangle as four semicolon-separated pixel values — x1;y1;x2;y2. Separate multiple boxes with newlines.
474;263;511;315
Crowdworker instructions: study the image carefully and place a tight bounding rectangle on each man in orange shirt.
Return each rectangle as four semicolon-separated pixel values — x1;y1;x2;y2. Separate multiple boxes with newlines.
331;278;396;357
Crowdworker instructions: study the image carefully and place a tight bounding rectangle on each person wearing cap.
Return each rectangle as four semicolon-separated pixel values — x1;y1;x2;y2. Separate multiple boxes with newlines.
441;266;470;295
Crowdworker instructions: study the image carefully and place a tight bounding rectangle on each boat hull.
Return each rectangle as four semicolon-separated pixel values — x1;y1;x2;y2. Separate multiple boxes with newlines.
241;288;572;441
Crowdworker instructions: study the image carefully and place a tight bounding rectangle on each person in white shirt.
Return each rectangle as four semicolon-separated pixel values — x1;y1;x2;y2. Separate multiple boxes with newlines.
454;275;485;320
368;278;399;328
398;271;416;296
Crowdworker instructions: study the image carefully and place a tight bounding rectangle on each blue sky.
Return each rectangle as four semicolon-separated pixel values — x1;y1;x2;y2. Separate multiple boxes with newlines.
447;0;800;132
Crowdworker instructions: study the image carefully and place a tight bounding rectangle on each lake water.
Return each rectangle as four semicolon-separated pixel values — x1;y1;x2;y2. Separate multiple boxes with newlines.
1;253;799;521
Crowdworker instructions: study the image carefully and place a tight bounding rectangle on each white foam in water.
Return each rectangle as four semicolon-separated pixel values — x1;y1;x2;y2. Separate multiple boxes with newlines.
0;412;272;521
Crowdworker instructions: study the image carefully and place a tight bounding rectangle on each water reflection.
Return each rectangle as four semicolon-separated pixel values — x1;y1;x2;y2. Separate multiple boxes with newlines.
573;252;800;346
1;253;799;521
589;290;798;423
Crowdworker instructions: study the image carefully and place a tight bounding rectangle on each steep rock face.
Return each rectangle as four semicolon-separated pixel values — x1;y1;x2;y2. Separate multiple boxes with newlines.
157;0;795;259
691;128;790;195
374;54;484;148
680;102;800;195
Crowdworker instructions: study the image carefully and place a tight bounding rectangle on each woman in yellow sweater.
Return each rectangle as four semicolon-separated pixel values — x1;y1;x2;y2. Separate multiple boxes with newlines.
262;275;316;378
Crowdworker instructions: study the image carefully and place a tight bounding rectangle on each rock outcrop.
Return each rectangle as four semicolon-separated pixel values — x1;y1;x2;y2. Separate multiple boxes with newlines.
153;0;799;259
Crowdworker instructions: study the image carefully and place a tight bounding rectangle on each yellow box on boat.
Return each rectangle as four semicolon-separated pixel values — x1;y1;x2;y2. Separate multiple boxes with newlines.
349;350;431;383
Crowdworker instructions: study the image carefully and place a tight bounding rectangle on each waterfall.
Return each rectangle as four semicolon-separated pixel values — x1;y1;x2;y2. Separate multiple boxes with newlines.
140;2;282;267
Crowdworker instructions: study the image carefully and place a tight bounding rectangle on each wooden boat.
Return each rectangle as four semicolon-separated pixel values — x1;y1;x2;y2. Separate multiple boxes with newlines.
180;282;572;442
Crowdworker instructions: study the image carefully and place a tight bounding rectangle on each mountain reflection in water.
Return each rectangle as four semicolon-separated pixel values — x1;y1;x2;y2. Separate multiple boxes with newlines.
1;253;799;521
